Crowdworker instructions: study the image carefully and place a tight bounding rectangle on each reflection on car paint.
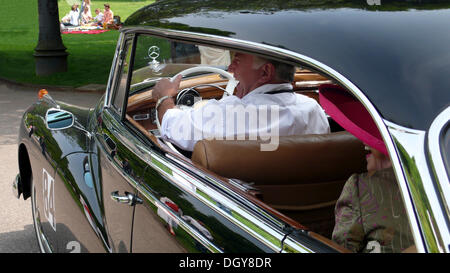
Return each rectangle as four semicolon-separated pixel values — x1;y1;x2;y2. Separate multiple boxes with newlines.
149;151;286;251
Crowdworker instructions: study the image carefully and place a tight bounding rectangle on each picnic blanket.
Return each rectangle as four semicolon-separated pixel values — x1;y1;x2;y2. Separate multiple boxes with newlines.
61;26;110;34
62;29;110;34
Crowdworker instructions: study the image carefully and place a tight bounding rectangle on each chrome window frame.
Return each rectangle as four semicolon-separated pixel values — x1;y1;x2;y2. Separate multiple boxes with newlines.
105;26;431;252
104;33;124;109
428;107;450;229
386;121;449;253
111;37;134;116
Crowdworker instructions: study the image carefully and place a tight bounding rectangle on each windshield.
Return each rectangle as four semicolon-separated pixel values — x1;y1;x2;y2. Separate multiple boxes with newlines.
129;34;230;95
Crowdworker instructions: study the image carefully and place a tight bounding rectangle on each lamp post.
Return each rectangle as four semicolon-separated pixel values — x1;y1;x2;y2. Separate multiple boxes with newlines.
34;0;68;76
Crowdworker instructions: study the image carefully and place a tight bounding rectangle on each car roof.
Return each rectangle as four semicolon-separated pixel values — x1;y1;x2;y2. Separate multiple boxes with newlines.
125;0;450;130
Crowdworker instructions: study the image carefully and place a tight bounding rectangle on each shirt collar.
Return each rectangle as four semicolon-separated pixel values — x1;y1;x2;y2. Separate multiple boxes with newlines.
246;83;293;96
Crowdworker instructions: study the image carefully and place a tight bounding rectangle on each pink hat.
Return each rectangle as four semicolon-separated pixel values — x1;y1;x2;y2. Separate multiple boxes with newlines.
319;84;388;156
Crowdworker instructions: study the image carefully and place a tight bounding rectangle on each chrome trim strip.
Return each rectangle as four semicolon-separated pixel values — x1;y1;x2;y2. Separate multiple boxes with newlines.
281;236;313;253
134;181;224;253
149;151;291;252
166;153;287;230
428;106;450;219
386;121;449;253
165;153;312;253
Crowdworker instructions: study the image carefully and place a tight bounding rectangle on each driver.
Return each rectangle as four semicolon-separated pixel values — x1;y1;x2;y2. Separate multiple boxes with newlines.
151;52;330;151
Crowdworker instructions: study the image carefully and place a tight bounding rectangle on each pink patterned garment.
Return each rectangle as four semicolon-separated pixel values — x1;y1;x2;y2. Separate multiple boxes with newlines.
332;168;415;253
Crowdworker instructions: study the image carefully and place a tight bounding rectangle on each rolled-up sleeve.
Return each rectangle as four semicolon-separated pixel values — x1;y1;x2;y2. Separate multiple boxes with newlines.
160;107;198;151
160;99;232;151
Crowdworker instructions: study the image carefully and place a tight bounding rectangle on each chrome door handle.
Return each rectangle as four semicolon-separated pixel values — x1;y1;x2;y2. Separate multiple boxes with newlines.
110;191;143;206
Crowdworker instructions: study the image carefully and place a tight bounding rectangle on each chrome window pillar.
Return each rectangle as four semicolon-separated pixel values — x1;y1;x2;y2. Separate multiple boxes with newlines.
428;106;450;219
104;32;125;109
386;121;450;253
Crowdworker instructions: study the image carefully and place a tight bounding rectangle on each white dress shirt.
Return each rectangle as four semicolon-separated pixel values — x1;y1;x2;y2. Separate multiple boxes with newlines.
161;83;330;151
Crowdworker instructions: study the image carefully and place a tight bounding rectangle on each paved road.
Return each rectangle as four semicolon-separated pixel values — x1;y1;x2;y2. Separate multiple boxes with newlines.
0;81;103;253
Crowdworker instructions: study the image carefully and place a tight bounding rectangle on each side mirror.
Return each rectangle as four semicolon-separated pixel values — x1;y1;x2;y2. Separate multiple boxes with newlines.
45;108;75;130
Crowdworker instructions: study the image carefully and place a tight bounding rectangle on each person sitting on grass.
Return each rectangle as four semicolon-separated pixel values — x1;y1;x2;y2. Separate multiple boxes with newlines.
102;3;114;26
61;4;80;27
93;8;104;24
81;5;93;26
83;0;92;18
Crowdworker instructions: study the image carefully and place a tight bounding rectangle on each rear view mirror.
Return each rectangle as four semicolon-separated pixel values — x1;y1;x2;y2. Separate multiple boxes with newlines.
45;108;75;130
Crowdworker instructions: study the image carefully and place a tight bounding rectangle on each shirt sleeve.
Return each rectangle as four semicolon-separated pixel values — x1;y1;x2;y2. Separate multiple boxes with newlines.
332;174;366;252
160;98;235;151
160;107;196;151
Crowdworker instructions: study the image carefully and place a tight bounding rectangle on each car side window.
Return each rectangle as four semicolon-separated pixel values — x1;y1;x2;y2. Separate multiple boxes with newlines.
112;38;134;116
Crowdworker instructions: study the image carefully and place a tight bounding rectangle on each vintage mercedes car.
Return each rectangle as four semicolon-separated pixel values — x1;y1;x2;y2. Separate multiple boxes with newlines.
13;0;450;253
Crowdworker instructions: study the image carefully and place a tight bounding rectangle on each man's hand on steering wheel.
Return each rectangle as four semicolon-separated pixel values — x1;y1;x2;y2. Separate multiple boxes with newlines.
153;74;183;123
153;67;237;137
152;74;183;101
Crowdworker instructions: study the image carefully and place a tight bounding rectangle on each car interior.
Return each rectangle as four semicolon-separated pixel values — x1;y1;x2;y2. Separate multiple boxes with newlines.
120;35;412;252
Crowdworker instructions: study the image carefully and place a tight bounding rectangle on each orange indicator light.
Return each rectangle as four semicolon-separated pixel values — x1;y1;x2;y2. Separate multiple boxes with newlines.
38;89;48;99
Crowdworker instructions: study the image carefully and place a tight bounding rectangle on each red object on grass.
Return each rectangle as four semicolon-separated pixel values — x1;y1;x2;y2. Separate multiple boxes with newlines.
62;29;110;34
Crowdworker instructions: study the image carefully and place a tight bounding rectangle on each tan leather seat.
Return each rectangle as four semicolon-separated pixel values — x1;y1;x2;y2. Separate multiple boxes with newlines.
192;131;367;237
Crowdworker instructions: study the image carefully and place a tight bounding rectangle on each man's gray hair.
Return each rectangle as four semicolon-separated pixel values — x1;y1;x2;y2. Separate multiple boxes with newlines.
253;56;295;83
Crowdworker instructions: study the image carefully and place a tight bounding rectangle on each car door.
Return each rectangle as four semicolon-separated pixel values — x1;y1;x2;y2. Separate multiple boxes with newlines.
131;147;286;253
94;33;148;252
95;107;147;253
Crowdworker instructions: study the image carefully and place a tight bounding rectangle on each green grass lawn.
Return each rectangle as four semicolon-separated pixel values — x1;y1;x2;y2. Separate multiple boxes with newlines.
0;0;154;88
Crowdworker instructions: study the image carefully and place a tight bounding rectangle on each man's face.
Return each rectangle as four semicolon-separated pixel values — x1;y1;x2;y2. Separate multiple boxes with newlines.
228;53;264;94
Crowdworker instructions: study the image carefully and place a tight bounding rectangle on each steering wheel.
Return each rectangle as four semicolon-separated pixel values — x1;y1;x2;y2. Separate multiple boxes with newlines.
171;66;238;96
176;83;227;107
155;66;238;154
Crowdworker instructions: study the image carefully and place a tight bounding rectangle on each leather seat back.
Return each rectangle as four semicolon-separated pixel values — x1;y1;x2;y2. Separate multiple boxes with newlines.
192;131;366;185
192;131;367;238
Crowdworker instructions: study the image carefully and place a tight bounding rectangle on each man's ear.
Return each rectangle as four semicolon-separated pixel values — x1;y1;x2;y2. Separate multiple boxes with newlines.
259;62;276;83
